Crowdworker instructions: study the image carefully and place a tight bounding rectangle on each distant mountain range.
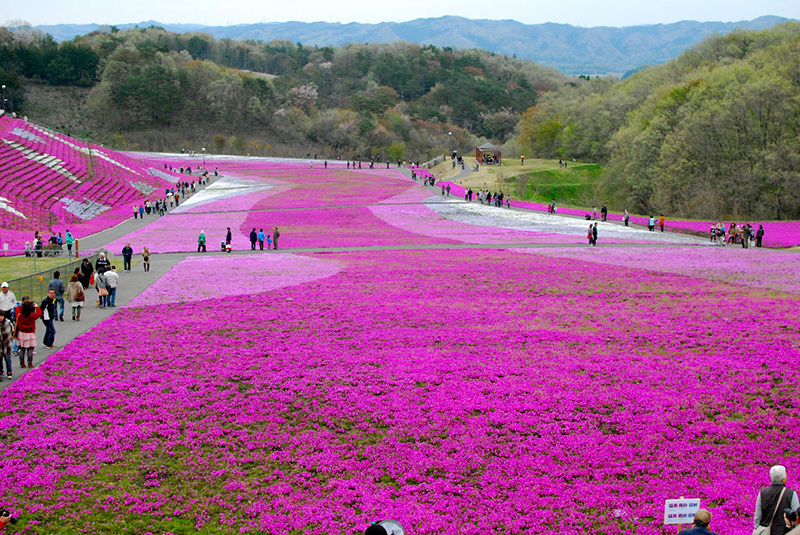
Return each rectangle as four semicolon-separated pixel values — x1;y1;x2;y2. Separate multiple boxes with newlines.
35;15;792;74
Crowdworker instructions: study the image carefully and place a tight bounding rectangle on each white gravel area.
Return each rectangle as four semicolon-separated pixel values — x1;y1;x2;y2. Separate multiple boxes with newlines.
426;199;709;245
173;176;277;212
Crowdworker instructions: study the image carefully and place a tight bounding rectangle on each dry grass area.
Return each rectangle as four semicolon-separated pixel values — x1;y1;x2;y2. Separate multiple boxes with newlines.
428;156;567;191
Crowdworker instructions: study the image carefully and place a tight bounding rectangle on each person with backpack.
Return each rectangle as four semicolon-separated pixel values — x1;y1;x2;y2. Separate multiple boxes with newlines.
198;231;207;253
67;274;85;321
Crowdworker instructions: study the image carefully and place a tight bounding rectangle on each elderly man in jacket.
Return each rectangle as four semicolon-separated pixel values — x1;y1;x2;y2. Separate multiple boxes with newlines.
755;465;800;535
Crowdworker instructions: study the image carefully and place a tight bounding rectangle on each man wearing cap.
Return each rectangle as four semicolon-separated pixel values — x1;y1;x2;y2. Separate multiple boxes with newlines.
0;283;16;320
755;465;800;535
678;509;719;535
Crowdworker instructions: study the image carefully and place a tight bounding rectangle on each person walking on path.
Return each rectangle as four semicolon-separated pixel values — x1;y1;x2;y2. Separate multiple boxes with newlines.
226;227;232;246
143;247;151;271
592;223;598;246
40;289;58;349
754;465;799;535
65;230;74;256
48;271;66;322
14;298;41;368
0;310;13;380
588;224;595;246
104;267;119;308
257;229;265;250
249;228;258;250
601;205;608;222
624;210;630;227
197;231;206;253
133;205;139;220
95;268;108;309
80;259;94;290
273;227;281;250
67;274;85;321
756;225;765;247
122;244;133;272
659;215;666;232
96;252;110;272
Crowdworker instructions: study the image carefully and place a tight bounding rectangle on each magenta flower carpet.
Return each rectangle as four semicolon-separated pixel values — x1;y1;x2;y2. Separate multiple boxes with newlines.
2;156;799;534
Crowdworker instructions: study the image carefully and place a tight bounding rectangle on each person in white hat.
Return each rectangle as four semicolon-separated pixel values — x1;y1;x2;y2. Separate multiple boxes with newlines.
0;283;16;320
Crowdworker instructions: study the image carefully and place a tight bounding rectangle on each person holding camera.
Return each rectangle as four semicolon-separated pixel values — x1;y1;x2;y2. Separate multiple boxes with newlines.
678;509;718;535
0;507;17;529
14;297;41;368
784;508;800;534
755;465;800;535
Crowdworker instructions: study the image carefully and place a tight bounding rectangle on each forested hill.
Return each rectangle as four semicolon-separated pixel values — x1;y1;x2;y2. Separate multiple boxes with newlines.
519;22;800;221
0;24;564;161
33;15;791;74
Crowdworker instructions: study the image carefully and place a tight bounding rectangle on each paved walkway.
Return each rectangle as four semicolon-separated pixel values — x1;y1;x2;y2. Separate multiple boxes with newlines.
0;253;186;393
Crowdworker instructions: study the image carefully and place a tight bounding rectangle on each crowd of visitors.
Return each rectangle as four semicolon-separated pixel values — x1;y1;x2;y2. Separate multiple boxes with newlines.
133;176;210;220
208;227;281;252
711;222;765;248
0;244;153;382
23;230;74;257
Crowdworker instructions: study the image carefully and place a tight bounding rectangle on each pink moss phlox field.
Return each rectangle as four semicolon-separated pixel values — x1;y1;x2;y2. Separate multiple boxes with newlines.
439;181;800;248
1;249;799;534
0;117;178;252
128;253;342;307
519;246;800;294
103;210;251;253
239;206;457;249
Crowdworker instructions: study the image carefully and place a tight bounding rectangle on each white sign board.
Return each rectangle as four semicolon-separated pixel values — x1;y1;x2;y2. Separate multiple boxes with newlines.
664;498;701;525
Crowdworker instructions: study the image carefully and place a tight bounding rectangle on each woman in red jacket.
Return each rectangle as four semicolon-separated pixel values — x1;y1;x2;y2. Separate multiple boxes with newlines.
14;299;41;368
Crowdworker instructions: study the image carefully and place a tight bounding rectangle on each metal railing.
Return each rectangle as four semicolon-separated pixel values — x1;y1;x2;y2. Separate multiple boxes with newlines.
3;252;101;304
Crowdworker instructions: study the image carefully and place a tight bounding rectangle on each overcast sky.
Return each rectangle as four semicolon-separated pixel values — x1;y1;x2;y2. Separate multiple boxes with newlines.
7;0;799;27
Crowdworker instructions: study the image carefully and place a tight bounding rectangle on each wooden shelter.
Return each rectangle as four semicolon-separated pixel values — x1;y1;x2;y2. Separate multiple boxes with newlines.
476;143;502;165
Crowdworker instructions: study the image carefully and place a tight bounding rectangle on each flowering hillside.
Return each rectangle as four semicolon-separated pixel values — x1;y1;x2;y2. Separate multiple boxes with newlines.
0;116;179;252
1;159;798;534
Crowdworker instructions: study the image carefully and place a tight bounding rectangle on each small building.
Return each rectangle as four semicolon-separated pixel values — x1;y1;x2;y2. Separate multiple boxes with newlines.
476;143;502;165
